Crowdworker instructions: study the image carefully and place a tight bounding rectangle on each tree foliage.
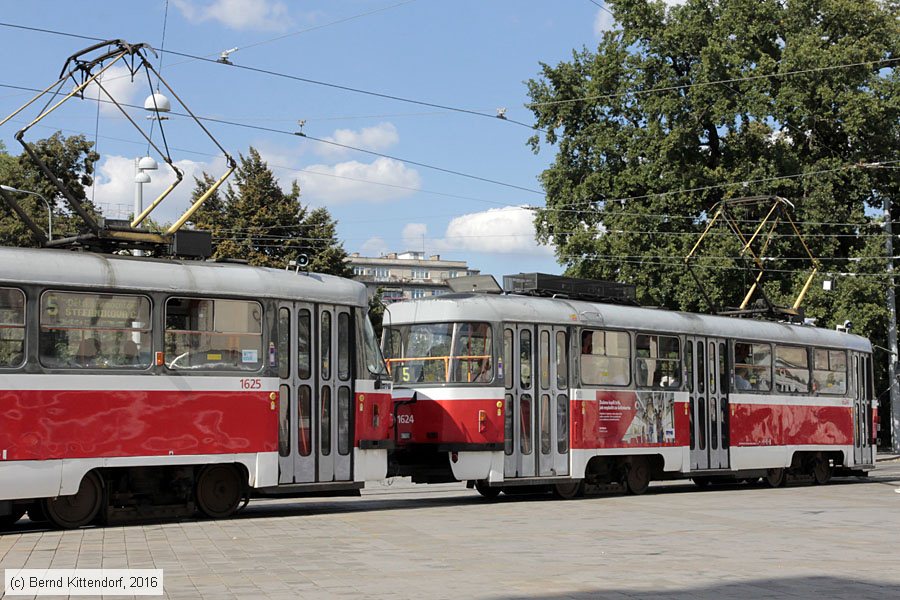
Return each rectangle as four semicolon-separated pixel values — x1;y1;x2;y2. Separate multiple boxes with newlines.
0;133;99;247
527;1;897;318
187;147;351;276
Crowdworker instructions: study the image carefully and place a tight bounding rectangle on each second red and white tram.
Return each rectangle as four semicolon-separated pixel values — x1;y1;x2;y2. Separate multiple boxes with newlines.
382;285;876;497
0;247;392;528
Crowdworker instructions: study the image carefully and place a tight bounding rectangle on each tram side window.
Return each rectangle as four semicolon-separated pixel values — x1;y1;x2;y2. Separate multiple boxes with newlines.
580;329;630;386
165;297;262;371
813;349;847;395
774;344;810;393
452;322;493;383
39;291;151;369
733;342;772;392
0;288;25;367
635;334;680;389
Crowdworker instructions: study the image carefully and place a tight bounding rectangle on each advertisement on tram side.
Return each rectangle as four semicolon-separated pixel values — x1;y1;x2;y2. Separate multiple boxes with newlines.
573;390;684;449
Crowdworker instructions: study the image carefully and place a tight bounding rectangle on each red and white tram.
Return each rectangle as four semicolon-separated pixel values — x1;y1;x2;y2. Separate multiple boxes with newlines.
382;280;876;497
0;247;392;528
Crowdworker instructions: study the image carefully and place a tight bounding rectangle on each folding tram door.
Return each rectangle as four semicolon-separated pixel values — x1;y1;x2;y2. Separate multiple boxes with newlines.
688;336;730;471
503;324;569;479
852;353;875;466
278;302;353;484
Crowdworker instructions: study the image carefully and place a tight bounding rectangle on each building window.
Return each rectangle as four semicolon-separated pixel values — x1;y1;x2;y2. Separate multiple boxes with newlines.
449;271;459;278
374;267;389;278
411;269;429;279
411;289;426;299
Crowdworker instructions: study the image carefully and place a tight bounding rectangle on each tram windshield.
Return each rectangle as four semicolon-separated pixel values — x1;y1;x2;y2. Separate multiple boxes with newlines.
383;322;493;384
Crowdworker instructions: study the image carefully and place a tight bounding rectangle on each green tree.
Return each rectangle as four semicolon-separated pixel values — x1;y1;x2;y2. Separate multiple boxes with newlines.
0;133;99;247
187;147;351;275
368;287;386;339
527;0;898;319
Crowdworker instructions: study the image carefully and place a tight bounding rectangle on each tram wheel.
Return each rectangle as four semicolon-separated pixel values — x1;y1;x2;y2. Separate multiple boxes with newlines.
196;465;243;519
765;468;786;488
553;480;584;500
625;459;650;495
43;471;103;529
0;507;26;529
474;480;501;499
812;455;833;485
692;477;712;488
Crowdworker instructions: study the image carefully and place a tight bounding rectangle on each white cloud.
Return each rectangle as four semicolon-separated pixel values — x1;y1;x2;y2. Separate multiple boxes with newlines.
593;7;616;35
90;154;227;225
360;236;389;257
402;223;428;249
404;207;552;256
173;0;292;31
297;157;421;204
317;123;400;158
85;65;143;115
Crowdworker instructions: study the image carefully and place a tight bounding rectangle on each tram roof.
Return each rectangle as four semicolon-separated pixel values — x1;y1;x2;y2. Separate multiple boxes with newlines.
385;293;872;352
0;246;367;307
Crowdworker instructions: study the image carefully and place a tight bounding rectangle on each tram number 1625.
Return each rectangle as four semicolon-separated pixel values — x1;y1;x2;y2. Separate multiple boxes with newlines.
240;378;262;390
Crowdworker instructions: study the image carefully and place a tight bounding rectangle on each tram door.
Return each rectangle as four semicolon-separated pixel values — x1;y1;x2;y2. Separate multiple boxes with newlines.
505;324;536;478
853;354;875;466
277;302;353;485
536;326;570;477
504;324;570;479
317;305;353;482
688;337;730;471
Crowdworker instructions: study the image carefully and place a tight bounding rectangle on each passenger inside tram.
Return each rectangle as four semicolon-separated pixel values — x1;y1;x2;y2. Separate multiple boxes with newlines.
734;367;752;390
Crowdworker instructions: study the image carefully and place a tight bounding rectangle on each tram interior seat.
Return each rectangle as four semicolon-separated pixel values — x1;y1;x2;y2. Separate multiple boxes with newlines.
74;338;101;367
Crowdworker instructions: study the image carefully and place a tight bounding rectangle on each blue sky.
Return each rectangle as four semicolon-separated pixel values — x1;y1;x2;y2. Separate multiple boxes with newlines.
0;0;627;277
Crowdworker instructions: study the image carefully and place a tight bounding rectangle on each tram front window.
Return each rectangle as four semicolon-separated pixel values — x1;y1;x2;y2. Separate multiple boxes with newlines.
384;322;493;384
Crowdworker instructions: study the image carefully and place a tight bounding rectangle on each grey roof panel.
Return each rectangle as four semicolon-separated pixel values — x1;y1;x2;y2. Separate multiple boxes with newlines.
0;247;367;307
385;293;871;352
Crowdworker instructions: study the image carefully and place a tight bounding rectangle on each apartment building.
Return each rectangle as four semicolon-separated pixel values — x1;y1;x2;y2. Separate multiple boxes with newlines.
347;251;480;303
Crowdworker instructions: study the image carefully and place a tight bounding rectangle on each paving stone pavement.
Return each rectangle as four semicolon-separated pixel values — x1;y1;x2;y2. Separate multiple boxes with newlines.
2;461;899;599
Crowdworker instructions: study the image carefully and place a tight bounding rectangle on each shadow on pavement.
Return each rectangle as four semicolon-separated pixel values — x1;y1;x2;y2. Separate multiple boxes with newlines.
2;471;897;534
496;576;899;600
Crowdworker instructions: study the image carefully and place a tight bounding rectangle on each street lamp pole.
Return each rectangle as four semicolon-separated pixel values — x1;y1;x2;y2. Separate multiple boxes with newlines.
133;156;158;257
0;184;52;240
887;194;900;453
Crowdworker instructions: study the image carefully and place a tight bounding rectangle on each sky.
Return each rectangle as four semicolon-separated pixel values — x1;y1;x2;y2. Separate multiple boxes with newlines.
0;0;649;278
